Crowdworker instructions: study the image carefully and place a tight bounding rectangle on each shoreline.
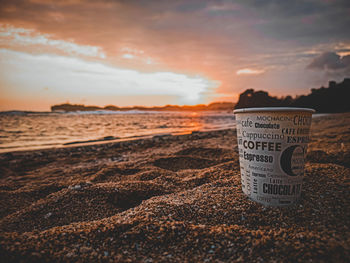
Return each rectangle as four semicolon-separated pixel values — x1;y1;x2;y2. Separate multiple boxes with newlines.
0;128;235;155
0;112;330;154
0;110;236;154
0;129;237;162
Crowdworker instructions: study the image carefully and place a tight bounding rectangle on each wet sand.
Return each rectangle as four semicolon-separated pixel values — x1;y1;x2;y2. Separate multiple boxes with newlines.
0;113;349;262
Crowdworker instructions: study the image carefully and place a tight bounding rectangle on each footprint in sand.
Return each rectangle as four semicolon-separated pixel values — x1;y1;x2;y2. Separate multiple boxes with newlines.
153;156;219;172
153;147;235;172
175;147;234;159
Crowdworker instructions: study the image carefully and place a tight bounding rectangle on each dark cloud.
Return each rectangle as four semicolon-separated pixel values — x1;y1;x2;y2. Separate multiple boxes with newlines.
236;0;350;44
336;48;350;53
1;0;349;54
308;52;350;71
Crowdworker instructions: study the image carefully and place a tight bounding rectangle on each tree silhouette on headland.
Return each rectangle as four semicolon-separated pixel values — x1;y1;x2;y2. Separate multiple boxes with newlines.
51;102;236;112
234;78;350;113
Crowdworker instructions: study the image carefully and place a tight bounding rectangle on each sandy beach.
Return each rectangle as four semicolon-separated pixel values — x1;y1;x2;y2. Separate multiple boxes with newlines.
0;113;349;262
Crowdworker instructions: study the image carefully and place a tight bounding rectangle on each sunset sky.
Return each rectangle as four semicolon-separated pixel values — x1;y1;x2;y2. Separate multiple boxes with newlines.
1;0;350;111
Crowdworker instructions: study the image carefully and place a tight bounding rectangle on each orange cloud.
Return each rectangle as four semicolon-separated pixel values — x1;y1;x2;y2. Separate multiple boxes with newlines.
236;68;265;75
0;24;105;58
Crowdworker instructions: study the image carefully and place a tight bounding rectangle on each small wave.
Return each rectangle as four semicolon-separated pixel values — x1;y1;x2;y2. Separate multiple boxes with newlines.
6;130;23;134
313;113;330;118
66;110;164;115
63;136;119;145
0;111;30;116
0;111;53;116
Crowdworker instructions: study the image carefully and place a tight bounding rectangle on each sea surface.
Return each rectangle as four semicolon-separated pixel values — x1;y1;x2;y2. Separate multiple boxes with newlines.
0;111;236;153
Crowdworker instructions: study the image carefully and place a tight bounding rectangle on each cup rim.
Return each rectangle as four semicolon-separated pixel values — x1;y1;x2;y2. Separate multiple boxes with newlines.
233;107;315;114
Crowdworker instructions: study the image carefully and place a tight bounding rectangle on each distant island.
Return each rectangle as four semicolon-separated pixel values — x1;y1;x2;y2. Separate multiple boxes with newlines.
235;78;350;113
51;78;350;113
51;102;236;112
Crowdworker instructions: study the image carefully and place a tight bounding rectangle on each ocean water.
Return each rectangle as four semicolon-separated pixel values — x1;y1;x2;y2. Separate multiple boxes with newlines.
0;111;236;153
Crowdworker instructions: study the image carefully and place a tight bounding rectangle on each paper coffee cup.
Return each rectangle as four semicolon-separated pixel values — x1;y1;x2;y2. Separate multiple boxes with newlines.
233;107;315;206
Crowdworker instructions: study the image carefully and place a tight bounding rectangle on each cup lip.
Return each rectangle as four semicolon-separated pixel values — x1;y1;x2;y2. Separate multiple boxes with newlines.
233;107;315;114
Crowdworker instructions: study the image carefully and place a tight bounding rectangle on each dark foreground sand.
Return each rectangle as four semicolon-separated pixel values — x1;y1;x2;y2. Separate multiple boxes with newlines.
0;113;349;262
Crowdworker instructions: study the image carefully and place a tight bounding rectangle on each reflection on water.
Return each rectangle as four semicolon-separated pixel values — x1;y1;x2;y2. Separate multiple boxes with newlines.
0;111;235;152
